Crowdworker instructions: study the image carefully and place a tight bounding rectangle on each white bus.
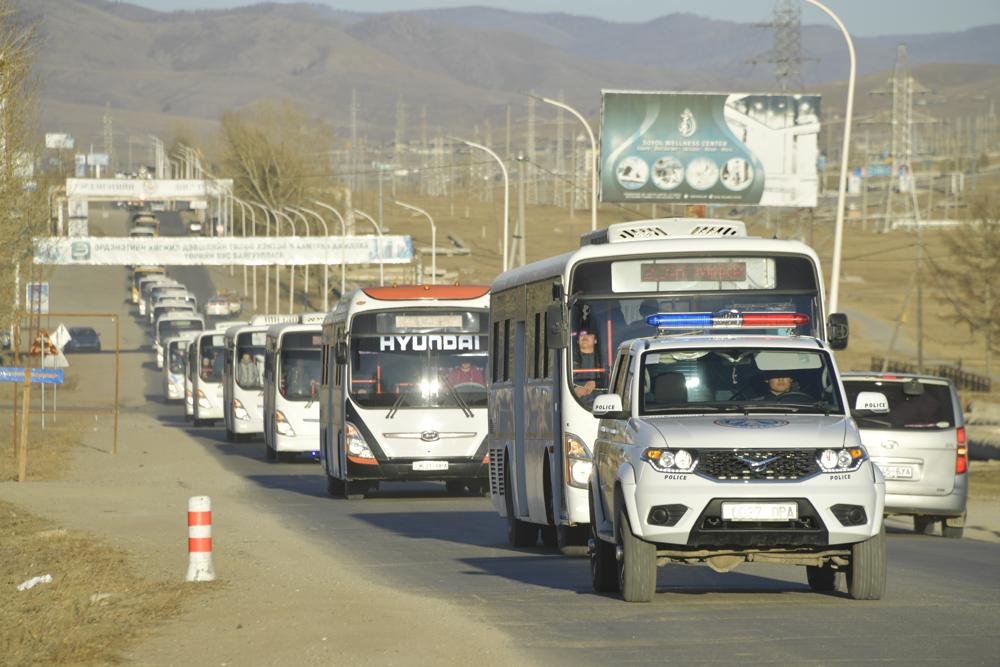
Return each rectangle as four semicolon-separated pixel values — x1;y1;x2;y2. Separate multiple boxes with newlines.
262;318;325;461
154;312;204;369
191;329;229;427
319;285;491;499
222;314;299;442
487;218;849;551
162;332;199;401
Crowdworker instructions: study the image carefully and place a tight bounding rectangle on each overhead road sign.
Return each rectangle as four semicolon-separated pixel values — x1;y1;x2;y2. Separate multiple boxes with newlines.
600;91;821;207
66;178;233;201
33;235;414;266
0;367;65;385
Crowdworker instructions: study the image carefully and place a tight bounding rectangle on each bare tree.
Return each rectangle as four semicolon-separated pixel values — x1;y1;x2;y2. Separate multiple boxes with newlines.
217;100;333;216
0;1;46;336
931;196;1000;376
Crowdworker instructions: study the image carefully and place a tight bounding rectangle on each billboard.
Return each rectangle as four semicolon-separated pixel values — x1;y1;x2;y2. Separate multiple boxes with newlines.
33;235;414;266
45;133;75;149
600;91;821;207
65;178;233;200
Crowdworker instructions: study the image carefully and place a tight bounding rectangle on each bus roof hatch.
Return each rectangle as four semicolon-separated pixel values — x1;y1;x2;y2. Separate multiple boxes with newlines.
580;218;747;246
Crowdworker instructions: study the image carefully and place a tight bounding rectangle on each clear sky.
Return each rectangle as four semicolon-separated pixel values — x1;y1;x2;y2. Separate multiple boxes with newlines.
128;0;1000;37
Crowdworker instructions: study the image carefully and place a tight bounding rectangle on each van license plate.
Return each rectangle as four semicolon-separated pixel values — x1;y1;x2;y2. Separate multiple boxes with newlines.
879;464;914;480
413;460;448;471
721;502;798;522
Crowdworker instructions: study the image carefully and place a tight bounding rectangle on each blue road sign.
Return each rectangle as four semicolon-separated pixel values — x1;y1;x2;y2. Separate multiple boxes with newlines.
0;367;64;385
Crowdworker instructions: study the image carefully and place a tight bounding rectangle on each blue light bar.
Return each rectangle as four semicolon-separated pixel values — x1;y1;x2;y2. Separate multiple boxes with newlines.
646;310;810;330
646;313;714;328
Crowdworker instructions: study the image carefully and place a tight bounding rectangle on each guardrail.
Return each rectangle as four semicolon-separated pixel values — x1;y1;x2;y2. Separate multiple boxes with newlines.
870;356;992;393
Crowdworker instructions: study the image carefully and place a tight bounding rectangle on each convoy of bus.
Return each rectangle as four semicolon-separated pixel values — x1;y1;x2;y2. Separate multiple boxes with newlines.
486;218;849;552
163;332;199;401
319;285;491;499
262;315;326;461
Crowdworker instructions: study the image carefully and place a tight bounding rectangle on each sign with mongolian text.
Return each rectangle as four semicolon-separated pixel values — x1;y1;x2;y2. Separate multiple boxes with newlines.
33;236;414;266
600;91;820;207
0;367;65;385
66;178;234;200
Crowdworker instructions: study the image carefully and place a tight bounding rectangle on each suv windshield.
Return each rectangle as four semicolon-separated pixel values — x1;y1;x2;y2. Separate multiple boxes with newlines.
638;346;843;415
843;379;954;429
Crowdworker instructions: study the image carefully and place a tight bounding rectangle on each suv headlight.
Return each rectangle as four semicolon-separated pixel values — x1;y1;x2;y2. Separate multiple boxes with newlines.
817;446;867;473
642;448;698;473
345;422;376;464
564;433;592;488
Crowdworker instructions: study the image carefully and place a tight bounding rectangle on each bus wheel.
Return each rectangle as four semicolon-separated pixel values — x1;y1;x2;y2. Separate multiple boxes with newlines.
557;525;589;557
504;463;537;547
344;481;368;500
265;441;277;461
445;480;466;496
226;429;236;442
326;473;344;497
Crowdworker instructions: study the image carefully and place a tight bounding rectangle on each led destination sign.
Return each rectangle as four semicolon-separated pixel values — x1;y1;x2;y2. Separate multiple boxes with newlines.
640;261;747;283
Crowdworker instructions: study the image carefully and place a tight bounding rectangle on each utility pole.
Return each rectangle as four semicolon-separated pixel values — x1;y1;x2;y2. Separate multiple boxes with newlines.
103;104;114;174
526;95;538;204
350;88;359;192
554;90;565;208
516;153;526;267
749;0;810;93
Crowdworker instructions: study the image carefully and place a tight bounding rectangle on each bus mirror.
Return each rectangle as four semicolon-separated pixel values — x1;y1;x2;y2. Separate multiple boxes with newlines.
335;341;348;365
827;313;849;350
546;302;569;349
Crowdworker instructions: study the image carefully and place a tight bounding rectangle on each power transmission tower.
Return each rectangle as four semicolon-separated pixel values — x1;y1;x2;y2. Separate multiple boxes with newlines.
350;88;359;191
103;104;114;174
554;91;565;208
393;96;406;165
749;0;810;92
526;95;538;204
420;105;428;195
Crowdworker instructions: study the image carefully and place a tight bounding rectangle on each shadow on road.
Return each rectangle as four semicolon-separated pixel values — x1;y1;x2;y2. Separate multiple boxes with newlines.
245;474;329;499
350;509;522;552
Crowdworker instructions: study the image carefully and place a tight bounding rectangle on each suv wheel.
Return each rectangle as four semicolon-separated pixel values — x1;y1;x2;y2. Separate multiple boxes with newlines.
847;526;886;600
913;515;937;535
616;507;656;602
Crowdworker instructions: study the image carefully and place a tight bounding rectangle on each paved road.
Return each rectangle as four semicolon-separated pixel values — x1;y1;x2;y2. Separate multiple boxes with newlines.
57;208;1000;664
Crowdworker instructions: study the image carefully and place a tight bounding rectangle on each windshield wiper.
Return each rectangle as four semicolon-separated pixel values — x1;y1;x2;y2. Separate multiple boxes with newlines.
645;405;721;414
440;374;474;419
386;390;409;419
727;402;838;415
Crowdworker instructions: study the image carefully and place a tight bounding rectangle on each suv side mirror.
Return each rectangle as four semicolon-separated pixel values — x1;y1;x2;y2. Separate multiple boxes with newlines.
852;391;890;415
335;340;348;365
827;313;849;350
592;393;626;419
546;302;569;350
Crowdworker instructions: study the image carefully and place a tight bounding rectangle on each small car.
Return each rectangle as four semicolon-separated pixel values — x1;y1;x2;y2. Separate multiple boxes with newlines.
588;328;888;602
187;220;203;235
204;297;231;317
65;326;102;353
841;373;968;538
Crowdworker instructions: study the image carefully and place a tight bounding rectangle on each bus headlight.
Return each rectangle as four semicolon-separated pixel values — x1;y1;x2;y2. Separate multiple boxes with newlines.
564;433;593;489
642;448;698;473
196;389;211;409
275;410;296;437
232;398;250;421
346;422;377;464
817;447;867;473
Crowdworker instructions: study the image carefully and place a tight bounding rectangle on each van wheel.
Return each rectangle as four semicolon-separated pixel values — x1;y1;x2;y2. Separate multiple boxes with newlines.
806;564;837;592
589;490;619;594
913;515;937;535
265;441;277;461
504;462;537;547
616;508;656;602
847;526;886;600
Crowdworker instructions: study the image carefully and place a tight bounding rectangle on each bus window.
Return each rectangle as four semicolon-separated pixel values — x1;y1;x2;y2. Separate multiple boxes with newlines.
199;334;226;383
278;332;322;401
235;331;266;389
168;343;187;374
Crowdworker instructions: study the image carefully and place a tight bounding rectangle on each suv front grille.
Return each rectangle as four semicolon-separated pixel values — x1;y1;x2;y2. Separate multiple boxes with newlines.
698;449;818;481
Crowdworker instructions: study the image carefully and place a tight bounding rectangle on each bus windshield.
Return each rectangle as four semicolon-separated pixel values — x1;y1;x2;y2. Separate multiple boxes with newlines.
348;310;489;410
167;341;188;374
278;331;322;402
198;334;226;384
568;255;820;407
235;331;266;390
158;318;204;341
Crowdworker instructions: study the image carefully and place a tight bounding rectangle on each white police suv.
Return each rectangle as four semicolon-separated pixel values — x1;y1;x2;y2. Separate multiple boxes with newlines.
588;311;889;602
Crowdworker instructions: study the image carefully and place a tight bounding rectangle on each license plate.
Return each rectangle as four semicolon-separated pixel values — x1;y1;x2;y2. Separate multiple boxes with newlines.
878;464;914;480
722;502;798;522
413;460;449;471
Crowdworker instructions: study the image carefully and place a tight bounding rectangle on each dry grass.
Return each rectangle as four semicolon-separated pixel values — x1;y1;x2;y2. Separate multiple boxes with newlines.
0;501;203;665
969;460;1000;501
0;414;89;482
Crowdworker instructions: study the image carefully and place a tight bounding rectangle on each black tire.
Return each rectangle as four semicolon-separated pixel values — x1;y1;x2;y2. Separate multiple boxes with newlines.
504;462;537;547
225;428;236;442
445;480;466;496
806;564;837;592
847;526;887;600
265;440;277;461
193;418;205;427
942;525;964;539
589;490;619;594
326;473;344;497
344;480;368;500
539;525;558;548
184;413;193;423
616;507;656;602
913;515;937;535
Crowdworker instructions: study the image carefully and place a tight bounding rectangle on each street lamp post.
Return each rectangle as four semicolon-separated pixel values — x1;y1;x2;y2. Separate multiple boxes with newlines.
248;201;272;313
312;200;348;299
273;209;298;314
353;208;385;286
395;201;436;285
538;96;598;231
231;197;250;300
284;206;313;301
452;137;509;271
292;205;331;312
232;196;260;311
804;0;855;315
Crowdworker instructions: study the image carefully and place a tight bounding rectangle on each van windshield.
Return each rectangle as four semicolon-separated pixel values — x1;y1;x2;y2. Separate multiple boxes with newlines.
842;380;954;429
